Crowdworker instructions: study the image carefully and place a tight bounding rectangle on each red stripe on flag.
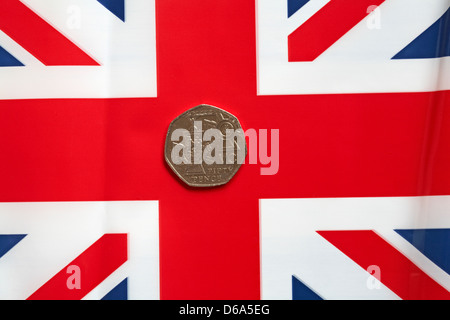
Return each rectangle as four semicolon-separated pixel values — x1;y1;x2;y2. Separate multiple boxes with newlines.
0;0;99;66
27;234;127;300
317;230;450;300
288;0;386;61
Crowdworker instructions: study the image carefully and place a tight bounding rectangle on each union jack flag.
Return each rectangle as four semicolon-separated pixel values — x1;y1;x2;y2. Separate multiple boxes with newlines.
0;0;448;300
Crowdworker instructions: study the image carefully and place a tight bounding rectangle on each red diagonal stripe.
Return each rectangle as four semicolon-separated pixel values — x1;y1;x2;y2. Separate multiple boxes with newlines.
0;0;99;66
317;230;450;300
27;234;127;300
288;0;385;61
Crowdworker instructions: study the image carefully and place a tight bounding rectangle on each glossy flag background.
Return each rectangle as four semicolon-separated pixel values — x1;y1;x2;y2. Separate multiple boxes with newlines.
0;0;449;299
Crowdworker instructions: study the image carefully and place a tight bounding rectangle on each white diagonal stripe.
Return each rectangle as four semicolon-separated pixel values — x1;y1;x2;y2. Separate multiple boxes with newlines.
0;30;44;66
318;0;450;61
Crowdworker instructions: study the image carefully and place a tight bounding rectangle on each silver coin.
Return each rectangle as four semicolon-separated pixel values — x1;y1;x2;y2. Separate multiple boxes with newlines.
165;104;247;187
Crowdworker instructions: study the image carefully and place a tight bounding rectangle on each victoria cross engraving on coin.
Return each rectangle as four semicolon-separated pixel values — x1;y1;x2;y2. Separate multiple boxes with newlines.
165;104;247;187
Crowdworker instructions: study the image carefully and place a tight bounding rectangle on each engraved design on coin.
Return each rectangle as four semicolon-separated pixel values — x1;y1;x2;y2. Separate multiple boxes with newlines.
164;104;247;187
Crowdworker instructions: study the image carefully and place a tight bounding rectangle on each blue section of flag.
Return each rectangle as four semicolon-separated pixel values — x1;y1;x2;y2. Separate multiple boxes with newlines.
292;275;323;300
288;0;310;18
101;278;128;300
97;0;125;22
393;8;449;59
0;235;26;259
0;46;24;67
395;228;450;275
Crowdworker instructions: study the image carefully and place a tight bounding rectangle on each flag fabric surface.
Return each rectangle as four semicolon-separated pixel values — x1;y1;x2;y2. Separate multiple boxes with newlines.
0;0;449;300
